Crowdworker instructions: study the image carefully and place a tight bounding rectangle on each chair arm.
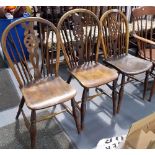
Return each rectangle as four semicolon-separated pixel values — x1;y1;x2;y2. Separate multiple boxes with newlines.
132;33;155;46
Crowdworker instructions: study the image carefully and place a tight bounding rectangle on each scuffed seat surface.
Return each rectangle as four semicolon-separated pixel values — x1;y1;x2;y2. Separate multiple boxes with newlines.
22;77;76;110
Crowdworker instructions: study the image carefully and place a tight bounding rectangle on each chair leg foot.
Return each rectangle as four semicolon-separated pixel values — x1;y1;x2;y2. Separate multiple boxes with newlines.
30;110;37;149
117;74;125;113
149;78;155;102
71;98;81;134
81;88;88;130
16;97;25;120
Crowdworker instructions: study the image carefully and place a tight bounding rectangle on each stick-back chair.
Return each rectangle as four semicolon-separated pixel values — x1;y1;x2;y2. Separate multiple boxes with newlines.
132;6;155;101
1;17;80;148
100;9;153;113
57;9;118;130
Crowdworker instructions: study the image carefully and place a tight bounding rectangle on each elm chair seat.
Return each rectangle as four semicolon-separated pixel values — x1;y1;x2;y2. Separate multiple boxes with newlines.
22;77;76;110
71;62;118;88
107;54;153;75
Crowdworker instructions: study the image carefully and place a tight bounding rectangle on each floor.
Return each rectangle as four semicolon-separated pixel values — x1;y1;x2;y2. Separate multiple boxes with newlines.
0;61;155;149
55;73;155;149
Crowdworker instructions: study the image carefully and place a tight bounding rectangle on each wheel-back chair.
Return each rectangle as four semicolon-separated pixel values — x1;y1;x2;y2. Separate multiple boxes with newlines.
100;9;153;113
57;9;118;130
1;17;80;148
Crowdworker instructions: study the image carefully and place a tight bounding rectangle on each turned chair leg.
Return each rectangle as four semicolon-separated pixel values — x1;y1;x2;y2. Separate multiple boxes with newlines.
81;88;88;130
30;110;37;149
117;74;125;113
149;78;155;102
143;70;149;100
16;96;25;120
112;79;117;116
71;98;81;134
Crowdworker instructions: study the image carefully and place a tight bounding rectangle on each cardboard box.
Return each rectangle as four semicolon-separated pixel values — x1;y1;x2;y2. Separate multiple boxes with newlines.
123;112;155;149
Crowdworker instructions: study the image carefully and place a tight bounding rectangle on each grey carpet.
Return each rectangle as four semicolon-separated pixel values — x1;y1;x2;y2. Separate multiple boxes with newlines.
0;69;20;111
0;111;75;149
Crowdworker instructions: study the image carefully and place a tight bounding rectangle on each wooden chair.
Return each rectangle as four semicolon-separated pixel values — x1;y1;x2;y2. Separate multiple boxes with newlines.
100;9;153;113
57;8;118;130
132;6;155;101
1;17;80;148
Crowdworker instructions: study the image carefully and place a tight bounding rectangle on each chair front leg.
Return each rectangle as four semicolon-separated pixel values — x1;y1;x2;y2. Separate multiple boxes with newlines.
30;110;37;149
143;70;149;100
71;98;81;134
149;77;155;101
117;74;125;113
16;96;25;120
81;88;89;130
112;79;118;116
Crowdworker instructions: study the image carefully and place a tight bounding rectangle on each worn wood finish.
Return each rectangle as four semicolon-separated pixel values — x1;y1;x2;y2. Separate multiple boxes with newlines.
100;9;153;113
70;62;118;88
1;17;80;148
22;77;76;110
58;9;118;130
106;54;152;75
132;6;155;101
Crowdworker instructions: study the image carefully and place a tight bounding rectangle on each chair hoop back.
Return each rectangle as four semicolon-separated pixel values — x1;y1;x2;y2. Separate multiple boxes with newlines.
57;8;101;69
1;17;61;88
132;6;155;61
100;9;129;59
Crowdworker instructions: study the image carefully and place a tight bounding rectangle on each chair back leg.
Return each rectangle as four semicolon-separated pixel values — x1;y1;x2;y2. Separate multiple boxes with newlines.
117;74;125;113
16;96;25;120
30;110;37;149
149;78;155;101
112;79;118;115
143;71;149;100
